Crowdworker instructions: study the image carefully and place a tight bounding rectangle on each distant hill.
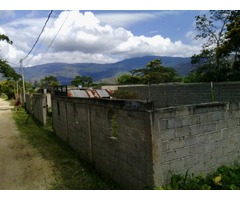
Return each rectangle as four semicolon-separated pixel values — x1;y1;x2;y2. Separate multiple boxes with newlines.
20;56;192;85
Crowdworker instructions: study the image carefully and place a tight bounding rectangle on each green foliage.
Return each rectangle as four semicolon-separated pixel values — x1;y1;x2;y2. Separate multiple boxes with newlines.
0;34;13;44
195;10;231;48
0;60;21;80
186;49;232;82
117;73;143;84
187;10;240;82
0;80;15;99
158;162;240;190
218;11;240;74
71;75;93;87
132;59;181;84
40;76;59;87
117;59;181;85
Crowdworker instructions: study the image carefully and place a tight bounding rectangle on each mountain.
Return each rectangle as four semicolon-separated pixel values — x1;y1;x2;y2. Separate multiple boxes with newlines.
20;56;192;85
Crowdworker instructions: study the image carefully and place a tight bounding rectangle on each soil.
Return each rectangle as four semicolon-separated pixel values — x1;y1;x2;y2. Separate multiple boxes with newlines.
0;98;54;189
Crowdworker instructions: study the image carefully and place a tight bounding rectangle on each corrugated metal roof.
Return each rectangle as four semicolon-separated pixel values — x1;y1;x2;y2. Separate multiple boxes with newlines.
68;89;112;98
68;90;89;98
95;89;110;98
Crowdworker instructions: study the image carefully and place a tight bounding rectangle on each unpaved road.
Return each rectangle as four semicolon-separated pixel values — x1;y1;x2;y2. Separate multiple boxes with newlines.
0;98;54;189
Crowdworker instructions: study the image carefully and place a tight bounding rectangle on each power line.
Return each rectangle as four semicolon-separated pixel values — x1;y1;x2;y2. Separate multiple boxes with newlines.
23;10;61;67
21;10;53;61
33;11;71;66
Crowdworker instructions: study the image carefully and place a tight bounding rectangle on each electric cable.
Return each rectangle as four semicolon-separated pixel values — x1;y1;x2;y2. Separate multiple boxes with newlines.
23;10;61;67
32;11;71;67
21;10;53;62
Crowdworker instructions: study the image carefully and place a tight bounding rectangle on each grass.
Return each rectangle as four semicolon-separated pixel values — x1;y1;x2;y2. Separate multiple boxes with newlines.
156;162;240;190
12;106;120;190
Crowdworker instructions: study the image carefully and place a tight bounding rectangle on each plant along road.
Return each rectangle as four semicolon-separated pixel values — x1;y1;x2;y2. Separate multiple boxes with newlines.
0;98;54;189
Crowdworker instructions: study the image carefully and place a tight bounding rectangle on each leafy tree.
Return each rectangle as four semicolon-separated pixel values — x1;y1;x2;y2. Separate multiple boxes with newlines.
0;80;15;99
217;11;240;80
187;10;236;82
131;59;181;84
40;76;59;87
188;49;231;82
0;34;13;44
0;33;22;99
71;75;92;87
117;59;181;85
195;10;231;67
0;60;21;80
117;73;142;85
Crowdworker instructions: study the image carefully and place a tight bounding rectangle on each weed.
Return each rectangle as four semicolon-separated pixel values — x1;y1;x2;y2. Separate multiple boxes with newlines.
158;162;240;190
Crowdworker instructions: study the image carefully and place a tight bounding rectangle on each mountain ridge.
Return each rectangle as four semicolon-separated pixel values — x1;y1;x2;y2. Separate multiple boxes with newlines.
20;56;193;84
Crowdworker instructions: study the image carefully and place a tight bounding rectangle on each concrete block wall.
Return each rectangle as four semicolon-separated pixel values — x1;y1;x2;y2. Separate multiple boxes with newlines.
119;82;240;108
25;94;47;125
152;102;240;186
52;96;154;189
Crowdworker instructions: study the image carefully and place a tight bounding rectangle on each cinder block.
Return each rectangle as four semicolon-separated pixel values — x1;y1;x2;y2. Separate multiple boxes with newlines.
227;135;239;145
208;130;222;141
204;122;216;133
184;155;199;167
184;135;199;147
160;129;176;140
222;145;235;154
175;106;190;117
175;126;190;138
170;158;185;171
211;149;223;158
189;124;204;135
221;127;239;138
168;138;184;150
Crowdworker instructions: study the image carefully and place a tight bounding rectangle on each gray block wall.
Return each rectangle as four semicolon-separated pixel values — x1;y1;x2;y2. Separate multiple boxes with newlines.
52;96;154;189
152;102;240;186
119;82;240;108
25;94;47;126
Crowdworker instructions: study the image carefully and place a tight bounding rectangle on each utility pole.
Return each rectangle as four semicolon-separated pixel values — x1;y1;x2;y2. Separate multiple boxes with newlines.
20;59;26;110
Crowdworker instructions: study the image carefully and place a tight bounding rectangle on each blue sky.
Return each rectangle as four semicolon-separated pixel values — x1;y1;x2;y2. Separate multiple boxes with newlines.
0;1;237;67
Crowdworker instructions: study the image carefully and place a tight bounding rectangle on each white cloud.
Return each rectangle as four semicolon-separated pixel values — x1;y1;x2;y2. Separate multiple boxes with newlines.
1;10;201;67
96;11;180;28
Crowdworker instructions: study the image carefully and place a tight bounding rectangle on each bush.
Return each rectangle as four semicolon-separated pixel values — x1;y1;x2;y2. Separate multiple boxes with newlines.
157;162;240;190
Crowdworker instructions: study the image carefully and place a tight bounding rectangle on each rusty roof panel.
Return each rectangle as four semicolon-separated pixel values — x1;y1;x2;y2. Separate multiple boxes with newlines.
71;90;89;98
86;90;95;98
96;89;110;98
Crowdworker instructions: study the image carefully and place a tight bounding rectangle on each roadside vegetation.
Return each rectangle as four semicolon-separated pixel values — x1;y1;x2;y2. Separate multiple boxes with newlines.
12;106;120;190
157;162;240;190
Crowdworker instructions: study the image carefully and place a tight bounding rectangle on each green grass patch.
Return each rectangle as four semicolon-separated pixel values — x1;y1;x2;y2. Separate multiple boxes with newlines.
157;162;240;190
13;107;120;190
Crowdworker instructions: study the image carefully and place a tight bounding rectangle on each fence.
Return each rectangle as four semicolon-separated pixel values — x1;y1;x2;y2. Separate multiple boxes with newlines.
118;82;240;108
28;82;240;189
25;93;48;125
52;96;153;189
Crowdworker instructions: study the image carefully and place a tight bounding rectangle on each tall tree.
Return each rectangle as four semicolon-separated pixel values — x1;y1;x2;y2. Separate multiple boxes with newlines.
40;76;59;87
189;10;233;82
71;75;92;87
131;59;181;84
117;59;181;85
217;11;240;77
0;60;21;81
195;10;231;68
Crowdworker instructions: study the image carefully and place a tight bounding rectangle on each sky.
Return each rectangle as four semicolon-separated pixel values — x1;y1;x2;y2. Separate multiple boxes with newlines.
0;1;237;68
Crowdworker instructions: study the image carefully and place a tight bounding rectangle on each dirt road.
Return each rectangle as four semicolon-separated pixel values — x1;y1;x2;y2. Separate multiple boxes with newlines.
0;98;54;189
